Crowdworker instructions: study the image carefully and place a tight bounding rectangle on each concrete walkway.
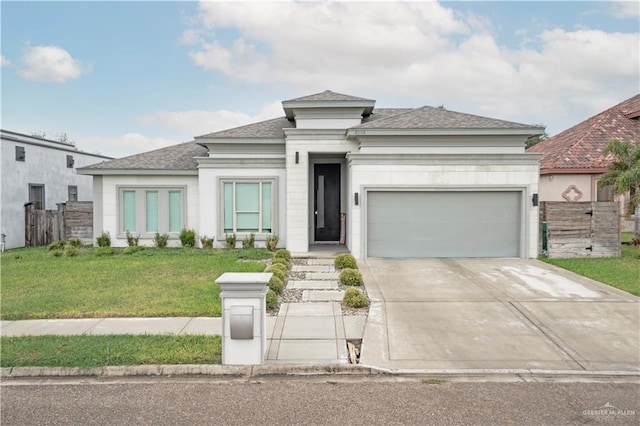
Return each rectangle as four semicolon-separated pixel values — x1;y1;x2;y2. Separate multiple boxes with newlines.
1;254;367;365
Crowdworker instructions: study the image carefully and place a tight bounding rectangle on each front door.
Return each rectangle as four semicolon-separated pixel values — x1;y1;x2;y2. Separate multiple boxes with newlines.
314;163;341;241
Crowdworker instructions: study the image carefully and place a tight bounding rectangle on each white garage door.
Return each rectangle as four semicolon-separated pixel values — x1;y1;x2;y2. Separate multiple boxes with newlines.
367;191;521;258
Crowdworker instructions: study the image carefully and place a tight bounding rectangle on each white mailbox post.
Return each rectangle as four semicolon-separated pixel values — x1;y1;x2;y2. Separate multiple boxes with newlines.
216;272;271;365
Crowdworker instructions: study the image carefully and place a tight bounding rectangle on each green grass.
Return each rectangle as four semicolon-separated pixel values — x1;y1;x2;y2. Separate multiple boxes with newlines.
1;246;271;320
540;240;640;296
0;335;221;368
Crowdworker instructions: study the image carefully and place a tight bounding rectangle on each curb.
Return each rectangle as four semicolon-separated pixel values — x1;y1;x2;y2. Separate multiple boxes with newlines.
2;364;639;382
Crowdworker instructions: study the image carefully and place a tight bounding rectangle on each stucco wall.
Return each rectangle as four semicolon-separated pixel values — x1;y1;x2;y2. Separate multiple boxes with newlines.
348;156;540;258
97;175;199;247
538;174;596;202
1;136;109;250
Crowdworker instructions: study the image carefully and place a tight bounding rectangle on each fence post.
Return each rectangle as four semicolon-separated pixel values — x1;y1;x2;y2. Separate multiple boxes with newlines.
57;203;66;241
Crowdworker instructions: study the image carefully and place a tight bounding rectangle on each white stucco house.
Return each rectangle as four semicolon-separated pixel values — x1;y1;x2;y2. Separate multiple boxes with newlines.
79;91;544;258
1;129;113;250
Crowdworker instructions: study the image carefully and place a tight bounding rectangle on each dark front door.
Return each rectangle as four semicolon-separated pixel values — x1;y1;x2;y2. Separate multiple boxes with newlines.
314;163;341;241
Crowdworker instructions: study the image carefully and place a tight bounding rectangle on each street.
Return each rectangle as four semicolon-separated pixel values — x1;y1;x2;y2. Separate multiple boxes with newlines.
2;376;638;425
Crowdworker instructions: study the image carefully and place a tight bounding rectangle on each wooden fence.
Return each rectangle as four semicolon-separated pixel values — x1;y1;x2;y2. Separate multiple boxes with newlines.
540;201;620;258
25;201;93;247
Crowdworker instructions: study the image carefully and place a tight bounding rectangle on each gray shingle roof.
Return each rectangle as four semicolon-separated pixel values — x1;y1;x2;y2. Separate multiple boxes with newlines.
284;90;374;103
354;106;534;129
196;117;293;139
80;141;207;170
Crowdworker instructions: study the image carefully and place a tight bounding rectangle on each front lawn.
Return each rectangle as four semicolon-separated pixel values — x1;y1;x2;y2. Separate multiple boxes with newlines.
0;335;221;368
1;246;269;320
540;240;640;296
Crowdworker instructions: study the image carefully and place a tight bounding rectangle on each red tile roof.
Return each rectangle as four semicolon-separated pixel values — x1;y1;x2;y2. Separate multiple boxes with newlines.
527;94;640;174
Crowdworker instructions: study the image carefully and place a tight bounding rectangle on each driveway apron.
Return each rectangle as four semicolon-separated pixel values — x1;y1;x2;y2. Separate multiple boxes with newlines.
359;258;639;372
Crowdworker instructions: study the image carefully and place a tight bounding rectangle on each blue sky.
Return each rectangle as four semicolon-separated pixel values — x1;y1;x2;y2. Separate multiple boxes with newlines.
2;1;638;158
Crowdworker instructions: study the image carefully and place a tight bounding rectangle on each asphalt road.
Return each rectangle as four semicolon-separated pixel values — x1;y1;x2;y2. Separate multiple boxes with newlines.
2;377;639;425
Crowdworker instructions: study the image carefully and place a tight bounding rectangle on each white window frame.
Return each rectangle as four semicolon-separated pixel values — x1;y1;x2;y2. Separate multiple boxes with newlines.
218;177;277;239
117;186;187;238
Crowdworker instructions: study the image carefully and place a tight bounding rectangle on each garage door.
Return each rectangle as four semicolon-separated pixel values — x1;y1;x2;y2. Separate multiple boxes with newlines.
367;191;521;258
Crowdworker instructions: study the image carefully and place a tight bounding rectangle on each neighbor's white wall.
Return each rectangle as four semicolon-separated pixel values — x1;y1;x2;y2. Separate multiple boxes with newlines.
98;175;199;247
1;137;107;250
198;167;286;248
349;162;541;259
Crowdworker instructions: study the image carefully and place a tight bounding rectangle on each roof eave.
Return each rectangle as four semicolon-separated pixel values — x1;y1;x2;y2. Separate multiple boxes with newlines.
346;127;545;138
194;137;285;145
539;167;607;175
77;169;198;176
282;100;376;119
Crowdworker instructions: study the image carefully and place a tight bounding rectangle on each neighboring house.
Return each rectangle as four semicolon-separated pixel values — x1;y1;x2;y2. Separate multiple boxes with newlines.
78;90;544;258
527;94;640;213
1;129;113;250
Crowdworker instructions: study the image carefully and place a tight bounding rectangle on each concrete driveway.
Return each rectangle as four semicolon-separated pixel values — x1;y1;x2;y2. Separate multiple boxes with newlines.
359;258;639;373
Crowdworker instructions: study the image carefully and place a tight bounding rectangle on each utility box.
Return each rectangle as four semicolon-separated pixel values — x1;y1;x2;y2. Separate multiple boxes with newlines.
216;272;271;365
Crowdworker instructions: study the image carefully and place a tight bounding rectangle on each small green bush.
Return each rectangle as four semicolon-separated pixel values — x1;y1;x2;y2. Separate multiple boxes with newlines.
335;253;357;270
153;232;169;248
66;238;83;248
94;247;115;257
274;249;291;261
125;231;139;247
265;234;279;251
266;266;287;283
47;240;67;251
339;268;363;286
266;289;278;311
267;262;288;275
225;233;237;249
268;275;284;294
96;231;111;247
343;287;369;308
51;250;63;257
123;246;145;255
63;246;79;257
242;233;255;250
200;235;214;249
271;257;290;269
179;228;196;248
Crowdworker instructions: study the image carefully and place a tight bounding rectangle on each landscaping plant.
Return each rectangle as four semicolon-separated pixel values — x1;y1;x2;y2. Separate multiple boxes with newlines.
266;289;278;311
242;233;255;249
200;235;214;249
265;234;279;251
179;228;197;248
271;257;290;269
274;249;291;261
125;231;139;247
339;268;363;286
153;232;169;248
96;231;111;247
268;275;284;294
265;265;287;282
343;287;369;308
225;233;237;249
334;253;357;270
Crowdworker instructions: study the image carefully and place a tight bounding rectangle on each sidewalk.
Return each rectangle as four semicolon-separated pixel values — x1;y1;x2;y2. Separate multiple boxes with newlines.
1;255;367;365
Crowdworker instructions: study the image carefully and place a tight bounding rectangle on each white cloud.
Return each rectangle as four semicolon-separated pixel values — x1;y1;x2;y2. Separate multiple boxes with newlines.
608;1;640;18
137;101;284;136
18;45;91;83
183;1;639;135
0;55;10;67
84;133;179;158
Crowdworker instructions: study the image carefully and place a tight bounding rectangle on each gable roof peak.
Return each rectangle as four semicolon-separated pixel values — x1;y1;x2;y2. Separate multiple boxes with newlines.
283;90;374;103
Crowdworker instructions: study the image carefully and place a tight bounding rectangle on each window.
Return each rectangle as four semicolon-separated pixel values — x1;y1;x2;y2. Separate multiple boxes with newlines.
222;180;274;234
29;184;45;209
119;187;185;236
15;146;25;161
66;155;74;168
68;185;78;201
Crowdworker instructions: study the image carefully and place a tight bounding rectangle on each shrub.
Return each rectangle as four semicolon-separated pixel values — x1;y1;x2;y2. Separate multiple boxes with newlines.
242;233;255;250
267;262;288;275
47;240;67;251
225;233;237;249
63;246;79;257
271;257;290;269
266;266;287;283
125;231;139;247
153;232;169;248
51;250;63;257
265;234;279;251
66;238;83;248
339;268;363;286
266;289;278;311
96;231;111;247
179;228;196;248
200;235;214;249
274;249;291;261
123;245;145;255
94;247;115;257
335;253;357;270
343;288;369;308
268;275;284;294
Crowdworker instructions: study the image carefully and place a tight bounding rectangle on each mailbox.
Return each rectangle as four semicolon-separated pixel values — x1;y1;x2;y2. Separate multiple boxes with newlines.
230;306;254;339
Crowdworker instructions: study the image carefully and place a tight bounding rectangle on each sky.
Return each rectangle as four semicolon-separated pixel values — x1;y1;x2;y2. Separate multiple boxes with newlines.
1;0;639;158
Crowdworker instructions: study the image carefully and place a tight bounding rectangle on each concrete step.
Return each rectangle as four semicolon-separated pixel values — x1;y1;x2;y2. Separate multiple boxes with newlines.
307;272;340;280
291;265;335;273
302;290;345;302
289;280;339;290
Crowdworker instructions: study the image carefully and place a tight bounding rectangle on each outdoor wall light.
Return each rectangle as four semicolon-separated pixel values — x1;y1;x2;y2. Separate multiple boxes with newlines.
532;193;539;207
295;151;299;164
354;192;359;206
